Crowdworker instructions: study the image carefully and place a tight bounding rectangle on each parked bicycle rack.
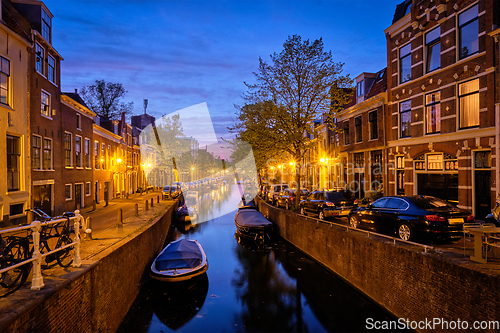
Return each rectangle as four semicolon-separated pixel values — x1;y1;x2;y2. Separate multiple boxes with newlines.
0;210;83;291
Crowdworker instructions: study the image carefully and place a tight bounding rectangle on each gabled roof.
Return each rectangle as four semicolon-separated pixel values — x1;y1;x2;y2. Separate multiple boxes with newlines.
366;68;387;99
392;0;412;24
62;92;88;108
1;0;32;42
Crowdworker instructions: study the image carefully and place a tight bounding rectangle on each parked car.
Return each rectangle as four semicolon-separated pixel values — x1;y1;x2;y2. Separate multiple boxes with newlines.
277;188;309;210
258;185;267;198
348;195;474;241
267;184;289;205
300;190;355;219
484;195;500;227
162;185;181;199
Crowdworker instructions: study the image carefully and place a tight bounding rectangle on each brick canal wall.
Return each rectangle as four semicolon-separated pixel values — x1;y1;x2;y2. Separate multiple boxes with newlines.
258;199;500;333
1;202;175;333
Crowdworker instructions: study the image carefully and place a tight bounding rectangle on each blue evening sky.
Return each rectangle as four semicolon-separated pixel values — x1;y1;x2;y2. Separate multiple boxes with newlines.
44;0;400;141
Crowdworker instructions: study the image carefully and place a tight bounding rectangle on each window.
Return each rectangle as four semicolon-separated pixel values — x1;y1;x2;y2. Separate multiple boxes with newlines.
7;135;20;192
41;91;50;117
400;100;411;138
43;138;52;169
399;43;411;83
10;203;24;217
343;121;350;145
425;91;441;134
85;182;91;196
65;184;72;200
84;138;90;168
32;135;41;170
396;155;405;195
425;27;440;72
36;43;44;74
356;80;364;97
76;113;81;130
47;55;55;83
41;9;52;43
458;4;478;59
369;110;378;140
101;143;106;169
0;56;10;105
64;132;72;167
354;152;364;168
370;150;382;191
355;116;362;143
459;79;479;129
75;135;82;168
94;141;100;169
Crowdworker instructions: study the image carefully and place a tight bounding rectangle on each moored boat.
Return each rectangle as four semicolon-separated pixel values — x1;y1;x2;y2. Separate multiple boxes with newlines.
150;239;208;282
234;203;274;243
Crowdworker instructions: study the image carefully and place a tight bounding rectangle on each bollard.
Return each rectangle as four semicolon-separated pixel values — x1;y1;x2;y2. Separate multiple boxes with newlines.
84;217;93;240
151;198;154;207
118;208;123;224
146;200;149;210
135;203;139;216
157;195;160;203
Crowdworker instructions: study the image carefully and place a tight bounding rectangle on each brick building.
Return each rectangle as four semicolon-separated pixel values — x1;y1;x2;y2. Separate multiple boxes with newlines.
384;0;499;218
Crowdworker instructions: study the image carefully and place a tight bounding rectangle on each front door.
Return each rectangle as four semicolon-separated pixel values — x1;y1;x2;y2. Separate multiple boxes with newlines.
75;184;82;210
475;170;491;220
33;184;52;215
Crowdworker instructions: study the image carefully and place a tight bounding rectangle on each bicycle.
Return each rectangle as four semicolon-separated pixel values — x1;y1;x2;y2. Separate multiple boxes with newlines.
0;233;31;295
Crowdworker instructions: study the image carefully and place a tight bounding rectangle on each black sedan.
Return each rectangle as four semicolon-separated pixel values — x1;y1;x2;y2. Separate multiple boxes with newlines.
300;190;355;220
348;195;474;241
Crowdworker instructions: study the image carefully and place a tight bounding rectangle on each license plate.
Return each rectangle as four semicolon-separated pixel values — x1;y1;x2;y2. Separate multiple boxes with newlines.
341;209;351;215
448;218;463;224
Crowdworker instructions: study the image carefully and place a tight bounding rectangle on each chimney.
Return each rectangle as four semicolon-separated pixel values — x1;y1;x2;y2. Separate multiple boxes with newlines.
75;88;78;94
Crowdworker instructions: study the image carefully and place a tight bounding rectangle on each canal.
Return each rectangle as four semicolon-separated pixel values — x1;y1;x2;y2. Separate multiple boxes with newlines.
118;184;407;332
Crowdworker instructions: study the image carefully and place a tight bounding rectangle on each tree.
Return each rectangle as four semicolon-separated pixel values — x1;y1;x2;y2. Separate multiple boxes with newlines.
80;79;134;120
232;35;352;208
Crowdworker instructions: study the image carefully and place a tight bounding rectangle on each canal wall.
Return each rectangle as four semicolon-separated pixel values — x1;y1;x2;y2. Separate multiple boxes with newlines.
258;199;500;333
0;202;176;333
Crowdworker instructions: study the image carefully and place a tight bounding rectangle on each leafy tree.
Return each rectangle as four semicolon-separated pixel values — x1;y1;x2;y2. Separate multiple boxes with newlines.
232;35;352;208
80;79;134;120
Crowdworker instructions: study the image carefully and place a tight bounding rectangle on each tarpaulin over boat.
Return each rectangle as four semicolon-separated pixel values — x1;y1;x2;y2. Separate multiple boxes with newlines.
155;239;202;271
235;209;273;228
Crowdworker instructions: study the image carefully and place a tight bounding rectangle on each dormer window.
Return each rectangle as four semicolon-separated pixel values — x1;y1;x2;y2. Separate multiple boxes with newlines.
41;9;52;43
356;81;364;98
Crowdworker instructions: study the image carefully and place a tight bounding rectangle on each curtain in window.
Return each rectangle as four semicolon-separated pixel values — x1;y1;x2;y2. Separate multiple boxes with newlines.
459;79;479;128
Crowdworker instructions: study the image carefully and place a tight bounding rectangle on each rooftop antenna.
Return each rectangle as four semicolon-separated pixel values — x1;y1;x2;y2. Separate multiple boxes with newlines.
143;99;148;114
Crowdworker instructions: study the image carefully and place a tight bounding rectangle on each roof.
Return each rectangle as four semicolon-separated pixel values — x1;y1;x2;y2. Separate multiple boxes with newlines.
62;92;89;108
392;0;412;24
365;68;387;99
1;0;32;42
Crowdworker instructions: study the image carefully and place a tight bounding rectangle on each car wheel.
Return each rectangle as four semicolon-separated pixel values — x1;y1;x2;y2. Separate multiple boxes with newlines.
398;223;413;241
349;215;359;228
300;207;305;215
285;201;289;210
318;210;325;220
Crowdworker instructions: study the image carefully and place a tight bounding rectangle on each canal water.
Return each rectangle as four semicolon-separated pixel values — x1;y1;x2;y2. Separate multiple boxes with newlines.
118;184;406;332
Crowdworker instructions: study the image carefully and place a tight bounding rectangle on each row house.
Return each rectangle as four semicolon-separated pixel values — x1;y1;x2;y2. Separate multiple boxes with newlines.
336;69;388;201
384;0;499;219
0;0;31;225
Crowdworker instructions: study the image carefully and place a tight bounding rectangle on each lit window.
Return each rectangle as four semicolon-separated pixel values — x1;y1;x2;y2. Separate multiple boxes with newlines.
369;110;378;140
43;138;52;169
101;143;106;169
32;135;42;170
425;27;440;73
41;9;52;43
48;55;55;83
84;138;91;168
425;91;441;134
7;135;20;192
0;56;10;105
400;100;411;138
41;91;50;117
36;43;44;74
65;132;72;167
399;43;411;83
355;116;362;143
458;4;478;59
94;141;100;169
356;81;364;98
459;79;479;129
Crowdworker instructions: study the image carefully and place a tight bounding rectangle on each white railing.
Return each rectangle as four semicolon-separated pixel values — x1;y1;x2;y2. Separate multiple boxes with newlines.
0;210;83;291
259;197;433;253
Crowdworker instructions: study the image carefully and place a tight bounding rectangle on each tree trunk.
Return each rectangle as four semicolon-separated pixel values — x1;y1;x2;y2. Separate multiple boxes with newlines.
294;159;301;210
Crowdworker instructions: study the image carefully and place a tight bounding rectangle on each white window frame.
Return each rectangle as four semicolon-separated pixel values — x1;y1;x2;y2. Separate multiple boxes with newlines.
64;132;73;168
0;55;10;106
84;138;91;169
43;137;53;170
47;54;55;84
75;135;82;168
32;134;42;170
85;182;91;196
41;90;51;118
76;113;81;130
65;184;72;200
35;43;45;76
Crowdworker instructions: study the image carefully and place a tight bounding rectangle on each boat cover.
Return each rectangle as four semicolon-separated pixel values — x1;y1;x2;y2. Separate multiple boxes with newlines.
155;239;203;271
235;209;273;227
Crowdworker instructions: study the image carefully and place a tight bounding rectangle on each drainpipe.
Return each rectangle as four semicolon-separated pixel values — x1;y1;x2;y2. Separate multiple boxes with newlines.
491;27;500;200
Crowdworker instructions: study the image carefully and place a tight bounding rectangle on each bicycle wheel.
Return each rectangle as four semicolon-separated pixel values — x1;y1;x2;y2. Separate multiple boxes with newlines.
1;240;30;290
56;231;74;267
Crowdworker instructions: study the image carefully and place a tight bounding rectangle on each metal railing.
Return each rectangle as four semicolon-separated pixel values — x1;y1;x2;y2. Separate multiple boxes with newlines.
259;197;433;253
0;211;83;291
